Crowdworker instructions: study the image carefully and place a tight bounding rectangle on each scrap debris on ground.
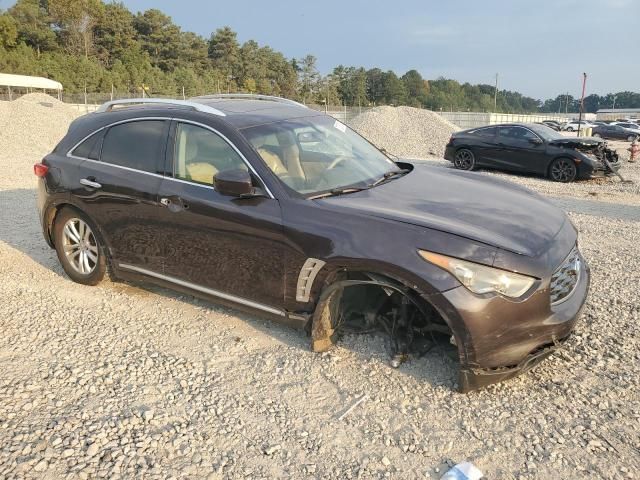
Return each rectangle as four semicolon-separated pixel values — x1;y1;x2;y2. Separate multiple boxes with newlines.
0;96;638;479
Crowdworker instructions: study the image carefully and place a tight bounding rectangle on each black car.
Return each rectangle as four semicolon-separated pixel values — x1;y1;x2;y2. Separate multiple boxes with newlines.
592;124;639;142
541;120;562;131
445;123;620;182
35;96;590;392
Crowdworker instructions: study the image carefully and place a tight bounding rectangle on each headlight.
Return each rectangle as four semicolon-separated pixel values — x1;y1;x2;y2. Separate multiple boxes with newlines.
419;250;536;298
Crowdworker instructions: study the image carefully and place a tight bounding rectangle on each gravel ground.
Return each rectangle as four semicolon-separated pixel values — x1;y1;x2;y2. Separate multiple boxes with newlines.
1;98;639;479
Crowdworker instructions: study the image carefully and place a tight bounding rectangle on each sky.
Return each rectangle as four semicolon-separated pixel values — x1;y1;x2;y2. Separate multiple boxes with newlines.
4;0;638;100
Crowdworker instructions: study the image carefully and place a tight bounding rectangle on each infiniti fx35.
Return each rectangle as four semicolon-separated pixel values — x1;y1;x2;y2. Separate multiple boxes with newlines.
35;95;589;391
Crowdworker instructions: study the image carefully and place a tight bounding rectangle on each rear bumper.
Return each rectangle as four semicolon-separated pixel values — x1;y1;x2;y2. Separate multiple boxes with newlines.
444;145;455;161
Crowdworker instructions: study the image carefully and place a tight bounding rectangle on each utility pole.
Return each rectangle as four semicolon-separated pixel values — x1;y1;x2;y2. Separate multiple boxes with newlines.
565;92;569;114
493;73;498;112
577;73;587;137
612;95;617;110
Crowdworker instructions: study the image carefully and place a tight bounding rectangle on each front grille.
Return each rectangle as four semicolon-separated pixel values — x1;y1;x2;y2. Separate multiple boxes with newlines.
550;246;581;305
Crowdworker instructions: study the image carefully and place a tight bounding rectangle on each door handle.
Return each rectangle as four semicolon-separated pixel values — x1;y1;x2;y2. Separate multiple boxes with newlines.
80;178;102;189
160;197;188;212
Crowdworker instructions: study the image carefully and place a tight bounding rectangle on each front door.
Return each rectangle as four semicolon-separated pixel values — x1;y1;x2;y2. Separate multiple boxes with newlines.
157;120;286;310
494;126;547;173
71;119;170;272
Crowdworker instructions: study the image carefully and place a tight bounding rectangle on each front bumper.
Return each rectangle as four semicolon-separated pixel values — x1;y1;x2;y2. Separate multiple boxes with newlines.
426;249;590;392
458;335;570;393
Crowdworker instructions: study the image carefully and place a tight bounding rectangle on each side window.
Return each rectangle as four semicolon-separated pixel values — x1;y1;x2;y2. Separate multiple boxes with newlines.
499;126;539;141
474;127;497;137
101;120;166;173
174;123;247;185
71;131;103;160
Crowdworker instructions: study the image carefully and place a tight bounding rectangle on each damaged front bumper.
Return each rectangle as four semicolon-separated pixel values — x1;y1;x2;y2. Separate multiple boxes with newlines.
458;336;569;393
426;246;589;393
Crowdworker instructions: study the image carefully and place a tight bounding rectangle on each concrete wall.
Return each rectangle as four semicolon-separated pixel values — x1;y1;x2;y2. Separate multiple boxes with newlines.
437;112;575;129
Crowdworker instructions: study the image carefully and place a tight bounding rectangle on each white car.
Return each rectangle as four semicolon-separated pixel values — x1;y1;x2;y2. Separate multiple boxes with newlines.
562;120;596;132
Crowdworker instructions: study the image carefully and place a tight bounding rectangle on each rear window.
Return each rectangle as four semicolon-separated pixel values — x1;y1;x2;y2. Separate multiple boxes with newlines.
101;120;166;173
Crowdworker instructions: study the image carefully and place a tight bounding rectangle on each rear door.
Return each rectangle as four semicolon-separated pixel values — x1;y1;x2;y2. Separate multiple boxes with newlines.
156;120;286;310
71;119;169;271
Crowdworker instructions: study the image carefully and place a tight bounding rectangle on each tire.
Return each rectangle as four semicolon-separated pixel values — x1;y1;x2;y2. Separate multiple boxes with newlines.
566;127;575;132
453;148;476;171
549;158;577;183
592;133;601;138
53;207;107;285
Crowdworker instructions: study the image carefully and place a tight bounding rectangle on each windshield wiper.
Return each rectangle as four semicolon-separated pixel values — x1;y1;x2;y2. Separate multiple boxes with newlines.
308;186;368;200
370;169;409;187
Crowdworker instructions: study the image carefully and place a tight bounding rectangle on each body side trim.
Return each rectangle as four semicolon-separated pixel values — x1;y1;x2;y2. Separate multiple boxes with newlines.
118;263;285;316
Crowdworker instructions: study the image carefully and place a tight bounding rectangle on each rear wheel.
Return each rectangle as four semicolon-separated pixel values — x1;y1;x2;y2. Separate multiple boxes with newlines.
549;158;577;183
592;133;601;138
453;148;476;170
53;208;106;285
566;126;575;132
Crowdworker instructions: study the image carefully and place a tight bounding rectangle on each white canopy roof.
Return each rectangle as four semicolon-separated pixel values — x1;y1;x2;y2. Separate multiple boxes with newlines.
0;73;63;91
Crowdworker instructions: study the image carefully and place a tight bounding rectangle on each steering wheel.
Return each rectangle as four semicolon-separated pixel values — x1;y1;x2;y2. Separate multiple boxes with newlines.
326;155;350;171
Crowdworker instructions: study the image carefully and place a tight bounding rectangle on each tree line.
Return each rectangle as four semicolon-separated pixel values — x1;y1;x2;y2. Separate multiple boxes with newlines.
1;0;638;113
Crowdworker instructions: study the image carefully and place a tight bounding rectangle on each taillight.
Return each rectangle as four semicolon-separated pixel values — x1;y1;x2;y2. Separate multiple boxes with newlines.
34;163;49;177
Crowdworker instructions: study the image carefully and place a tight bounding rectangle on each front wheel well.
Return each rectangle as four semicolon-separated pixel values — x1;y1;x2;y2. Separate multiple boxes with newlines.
309;270;458;365
547;156;577;173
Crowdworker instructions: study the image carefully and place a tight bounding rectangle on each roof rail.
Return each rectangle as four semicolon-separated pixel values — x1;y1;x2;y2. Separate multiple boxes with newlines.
96;98;226;117
192;93;308;109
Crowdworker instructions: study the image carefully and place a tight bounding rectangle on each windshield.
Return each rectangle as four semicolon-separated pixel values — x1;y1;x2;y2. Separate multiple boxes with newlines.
527;123;563;141
240;115;400;196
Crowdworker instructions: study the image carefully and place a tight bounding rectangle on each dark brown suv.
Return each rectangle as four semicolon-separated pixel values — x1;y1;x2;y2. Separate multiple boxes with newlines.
35;95;589;391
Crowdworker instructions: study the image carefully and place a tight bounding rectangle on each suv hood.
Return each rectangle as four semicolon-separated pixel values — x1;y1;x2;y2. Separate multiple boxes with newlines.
317;165;567;257
548;137;603;148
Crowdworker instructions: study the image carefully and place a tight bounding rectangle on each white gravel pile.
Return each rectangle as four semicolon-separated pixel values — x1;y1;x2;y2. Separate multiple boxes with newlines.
0;94;80;180
349;106;459;158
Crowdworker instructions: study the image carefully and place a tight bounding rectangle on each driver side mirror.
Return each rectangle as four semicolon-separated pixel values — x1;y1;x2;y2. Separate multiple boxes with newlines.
529;137;543;145
214;169;265;198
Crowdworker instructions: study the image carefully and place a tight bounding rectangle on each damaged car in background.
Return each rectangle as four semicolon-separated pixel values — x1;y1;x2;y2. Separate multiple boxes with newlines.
445;123;620;182
36;95;589;392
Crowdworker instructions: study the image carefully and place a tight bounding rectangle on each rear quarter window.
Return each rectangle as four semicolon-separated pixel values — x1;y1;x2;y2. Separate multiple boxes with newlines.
100;120;167;173
471;127;497;137
71;131;103;160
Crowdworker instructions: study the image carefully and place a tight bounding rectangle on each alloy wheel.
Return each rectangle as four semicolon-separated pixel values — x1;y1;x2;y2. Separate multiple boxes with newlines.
62;218;99;274
454;149;474;170
550;159;576;182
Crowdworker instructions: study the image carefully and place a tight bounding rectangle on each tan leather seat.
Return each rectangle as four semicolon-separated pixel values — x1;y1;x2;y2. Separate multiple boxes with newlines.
183;138;218;184
257;147;288;176
187;162;218;184
280;142;305;179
